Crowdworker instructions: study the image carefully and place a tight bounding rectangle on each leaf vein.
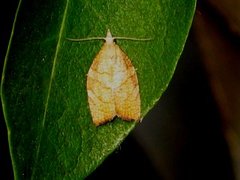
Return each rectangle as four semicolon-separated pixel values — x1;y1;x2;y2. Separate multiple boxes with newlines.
31;0;70;178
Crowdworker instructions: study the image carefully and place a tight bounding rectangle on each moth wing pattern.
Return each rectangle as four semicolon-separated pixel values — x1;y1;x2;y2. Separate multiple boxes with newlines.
87;43;141;126
87;44;116;126
114;44;141;121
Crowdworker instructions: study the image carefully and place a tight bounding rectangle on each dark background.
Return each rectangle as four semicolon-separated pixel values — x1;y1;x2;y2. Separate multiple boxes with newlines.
1;0;239;179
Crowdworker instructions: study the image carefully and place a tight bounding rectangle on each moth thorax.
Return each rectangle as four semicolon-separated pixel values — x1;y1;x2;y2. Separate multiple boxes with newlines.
105;37;115;44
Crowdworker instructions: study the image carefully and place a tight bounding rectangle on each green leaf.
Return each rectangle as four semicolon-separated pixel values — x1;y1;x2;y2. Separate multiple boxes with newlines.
1;0;196;179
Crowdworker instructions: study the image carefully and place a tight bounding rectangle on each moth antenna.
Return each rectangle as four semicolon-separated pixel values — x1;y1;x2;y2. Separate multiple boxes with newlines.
66;37;105;42
114;37;152;41
66;29;152;42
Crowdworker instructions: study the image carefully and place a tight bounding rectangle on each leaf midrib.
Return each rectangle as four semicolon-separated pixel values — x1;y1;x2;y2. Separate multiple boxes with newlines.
31;0;70;178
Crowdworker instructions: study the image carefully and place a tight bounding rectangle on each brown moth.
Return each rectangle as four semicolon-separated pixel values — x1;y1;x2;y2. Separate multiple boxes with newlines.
67;30;150;126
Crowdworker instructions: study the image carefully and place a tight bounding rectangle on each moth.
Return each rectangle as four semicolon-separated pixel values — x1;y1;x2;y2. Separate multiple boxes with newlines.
67;29;150;126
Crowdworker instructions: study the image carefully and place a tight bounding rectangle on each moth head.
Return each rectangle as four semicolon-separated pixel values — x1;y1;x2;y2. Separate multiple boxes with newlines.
105;29;115;44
